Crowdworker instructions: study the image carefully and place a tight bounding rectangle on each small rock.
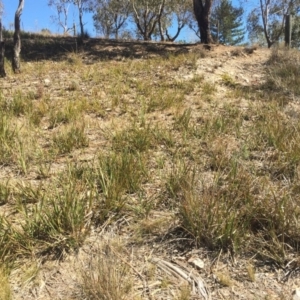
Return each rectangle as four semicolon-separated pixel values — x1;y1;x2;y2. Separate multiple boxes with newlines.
188;256;205;269
293;288;300;300
240;75;249;83
44;78;51;86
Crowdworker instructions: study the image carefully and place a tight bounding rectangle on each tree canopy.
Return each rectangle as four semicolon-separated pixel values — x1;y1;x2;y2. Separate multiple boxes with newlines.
210;0;245;45
2;0;300;47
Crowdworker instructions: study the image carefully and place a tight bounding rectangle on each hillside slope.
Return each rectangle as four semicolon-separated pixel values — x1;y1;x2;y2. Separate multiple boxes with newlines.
0;39;299;299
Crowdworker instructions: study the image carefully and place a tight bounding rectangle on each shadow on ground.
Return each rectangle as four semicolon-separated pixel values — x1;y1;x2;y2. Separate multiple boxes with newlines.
4;36;205;63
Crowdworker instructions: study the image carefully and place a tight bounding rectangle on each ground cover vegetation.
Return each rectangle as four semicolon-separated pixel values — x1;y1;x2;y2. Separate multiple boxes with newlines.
0;36;299;298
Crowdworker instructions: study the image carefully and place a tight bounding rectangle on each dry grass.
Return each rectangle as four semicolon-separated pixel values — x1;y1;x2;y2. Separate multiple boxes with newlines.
0;38;300;299
80;242;132;300
0;267;11;300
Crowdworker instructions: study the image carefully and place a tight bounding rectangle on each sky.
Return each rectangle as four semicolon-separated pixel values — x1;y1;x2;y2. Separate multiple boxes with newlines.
0;0;200;42
1;0;250;43
2;1;95;35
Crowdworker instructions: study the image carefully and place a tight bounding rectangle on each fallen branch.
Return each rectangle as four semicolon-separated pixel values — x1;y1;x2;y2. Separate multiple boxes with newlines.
151;257;210;299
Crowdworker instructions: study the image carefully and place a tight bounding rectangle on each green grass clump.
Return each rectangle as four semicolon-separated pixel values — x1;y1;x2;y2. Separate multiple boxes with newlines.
49;102;83;128
23;182;92;251
221;73;237;87
0;182;11;205
0;179;93;262
266;47;300;96
112;123;154;153
0;115;18;165
52;123;89;154
92;150;148;223
0;91;33;117
176;163;300;259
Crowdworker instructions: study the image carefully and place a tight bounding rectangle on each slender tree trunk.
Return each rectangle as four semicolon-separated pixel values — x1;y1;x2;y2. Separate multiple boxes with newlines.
158;18;165;41
157;0;166;41
259;0;286;48
0;19;6;77
79;10;84;36
13;0;24;73
193;0;213;44
260;0;273;48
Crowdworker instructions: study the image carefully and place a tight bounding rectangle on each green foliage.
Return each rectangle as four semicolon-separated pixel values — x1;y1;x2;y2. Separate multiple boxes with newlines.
246;0;298;47
247;10;265;45
210;0;245;45
52;123;89;155
93;0;131;39
21;181;92;251
112;124;154;153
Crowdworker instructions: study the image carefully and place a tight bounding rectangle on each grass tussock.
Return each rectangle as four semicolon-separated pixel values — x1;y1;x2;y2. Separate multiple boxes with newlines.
52;123;89;154
0;267;11;300
266;47;300;96
0;179;93;262
176;163;300;258
80;242;132;300
92;150;148;223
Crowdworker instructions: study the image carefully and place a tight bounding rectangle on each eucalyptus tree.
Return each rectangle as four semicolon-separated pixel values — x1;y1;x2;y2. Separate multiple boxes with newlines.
130;0;165;40
158;0;191;41
13;0;25;73
48;0;73;34
247;0;300;47
193;0;214;43
129;0;191;42
72;0;92;37
49;0;92;37
93;0;131;39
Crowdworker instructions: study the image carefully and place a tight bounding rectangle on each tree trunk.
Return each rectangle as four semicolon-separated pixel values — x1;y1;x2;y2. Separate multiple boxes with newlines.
193;0;213;44
79;10;84;37
158;18;165;41
13;0;24;73
259;0;286;48
260;0;273;48
0;19;5;78
166;24;185;42
157;0;166;41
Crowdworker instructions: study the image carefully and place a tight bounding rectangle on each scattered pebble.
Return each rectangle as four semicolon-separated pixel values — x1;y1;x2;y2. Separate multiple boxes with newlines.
188;256;205;269
44;78;51;86
293;288;300;300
